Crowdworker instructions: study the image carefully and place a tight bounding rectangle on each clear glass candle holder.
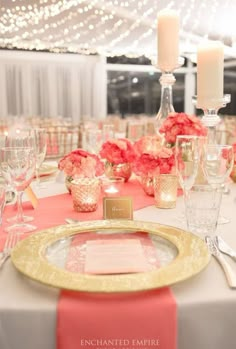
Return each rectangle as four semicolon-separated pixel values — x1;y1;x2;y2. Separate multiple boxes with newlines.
71;178;101;212
101;176;124;197
154;174;178;209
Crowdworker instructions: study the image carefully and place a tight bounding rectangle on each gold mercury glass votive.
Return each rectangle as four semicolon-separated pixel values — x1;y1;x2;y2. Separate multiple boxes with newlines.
71;178;101;212
154;174;178;209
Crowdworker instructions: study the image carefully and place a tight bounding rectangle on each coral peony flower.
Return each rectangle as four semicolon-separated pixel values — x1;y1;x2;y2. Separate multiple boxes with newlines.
99;138;136;164
132;146;175;176
58;149;104;178
159;112;207;145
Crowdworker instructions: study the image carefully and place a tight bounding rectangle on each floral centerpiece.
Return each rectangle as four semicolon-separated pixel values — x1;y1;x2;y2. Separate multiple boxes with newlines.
99;138;136;181
58;149;104;192
132;136;176;196
159;112;207;146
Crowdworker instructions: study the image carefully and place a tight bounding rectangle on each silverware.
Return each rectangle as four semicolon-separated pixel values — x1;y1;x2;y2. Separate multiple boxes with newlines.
0;233;20;268
214;236;236;262
205;236;236;289
65;218;80;224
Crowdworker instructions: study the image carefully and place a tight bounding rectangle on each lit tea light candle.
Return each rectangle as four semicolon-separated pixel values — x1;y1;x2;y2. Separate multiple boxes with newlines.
197;41;224;109
104;185;119;195
160;192;174;202
157;9;179;72
154;174;177;209
102;177;124;197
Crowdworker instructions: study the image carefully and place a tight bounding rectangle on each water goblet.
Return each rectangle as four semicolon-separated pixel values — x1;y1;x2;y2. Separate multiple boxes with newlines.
0;146;36;234
202;144;234;224
202;144;234;187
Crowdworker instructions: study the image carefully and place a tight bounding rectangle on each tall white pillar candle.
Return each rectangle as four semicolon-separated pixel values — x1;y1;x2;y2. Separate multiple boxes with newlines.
157;9;179;72
197;41;224;109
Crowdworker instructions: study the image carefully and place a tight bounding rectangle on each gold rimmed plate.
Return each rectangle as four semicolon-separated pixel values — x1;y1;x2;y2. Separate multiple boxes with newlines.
11;220;210;293
38;163;58;177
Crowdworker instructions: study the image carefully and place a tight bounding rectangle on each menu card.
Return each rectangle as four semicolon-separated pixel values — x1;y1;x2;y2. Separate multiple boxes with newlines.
84;239;150;274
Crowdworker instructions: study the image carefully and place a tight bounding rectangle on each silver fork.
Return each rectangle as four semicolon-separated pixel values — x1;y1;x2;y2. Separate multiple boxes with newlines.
205;236;236;289
0;233;20;268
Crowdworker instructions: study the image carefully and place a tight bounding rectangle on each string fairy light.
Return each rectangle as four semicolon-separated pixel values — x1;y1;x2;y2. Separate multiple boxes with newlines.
0;0;236;58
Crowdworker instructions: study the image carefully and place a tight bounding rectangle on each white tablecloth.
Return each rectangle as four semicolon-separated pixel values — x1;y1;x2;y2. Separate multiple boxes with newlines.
1;177;236;349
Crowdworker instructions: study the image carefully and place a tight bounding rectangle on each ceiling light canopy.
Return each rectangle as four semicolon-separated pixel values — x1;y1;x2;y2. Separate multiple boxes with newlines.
1;0;236;59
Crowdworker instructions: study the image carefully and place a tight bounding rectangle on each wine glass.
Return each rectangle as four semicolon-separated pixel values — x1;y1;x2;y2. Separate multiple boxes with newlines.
0;130;36;223
175;135;206;223
175;135;206;194
0;146;36;234
33;128;47;188
202;144;234;187
202;144;234;224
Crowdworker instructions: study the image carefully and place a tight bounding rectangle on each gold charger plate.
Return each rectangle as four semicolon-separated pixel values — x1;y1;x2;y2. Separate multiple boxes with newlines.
11;220;210;293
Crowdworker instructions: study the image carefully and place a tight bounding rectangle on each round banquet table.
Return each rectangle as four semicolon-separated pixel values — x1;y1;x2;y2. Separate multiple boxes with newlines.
0;175;236;349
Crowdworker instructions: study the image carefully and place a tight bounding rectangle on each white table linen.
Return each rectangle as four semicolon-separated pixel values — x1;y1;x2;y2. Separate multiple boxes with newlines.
1;178;236;349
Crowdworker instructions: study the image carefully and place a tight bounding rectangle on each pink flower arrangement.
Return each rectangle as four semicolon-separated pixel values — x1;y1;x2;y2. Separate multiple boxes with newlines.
99;138;136;164
58;149;104;178
132;145;175;176
159;112;207;145
133;135;163;155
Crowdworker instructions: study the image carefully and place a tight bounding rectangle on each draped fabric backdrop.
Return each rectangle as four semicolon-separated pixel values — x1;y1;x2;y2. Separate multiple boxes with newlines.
0;50;107;123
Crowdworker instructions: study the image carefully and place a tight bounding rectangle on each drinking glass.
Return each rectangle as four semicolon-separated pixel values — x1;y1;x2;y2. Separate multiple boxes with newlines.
33;128;47;187
0;130;36;223
0;184;6;226
0;146;36;234
185;184;222;238
202;144;234;188
175;135;206;222
202;144;234;224
175;135;206;193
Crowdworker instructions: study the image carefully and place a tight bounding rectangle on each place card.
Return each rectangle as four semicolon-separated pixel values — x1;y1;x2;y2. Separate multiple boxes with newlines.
103;196;133;220
25;186;38;209
84;239;150;274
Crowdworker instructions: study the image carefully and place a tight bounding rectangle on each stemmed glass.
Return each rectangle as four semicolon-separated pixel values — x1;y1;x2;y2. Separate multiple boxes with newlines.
0;183;6;226
175;135;206;194
33;128;47;188
0;131;36;223
202;144;234;187
175;135;206;222
202;144;234;224
0;144;36;234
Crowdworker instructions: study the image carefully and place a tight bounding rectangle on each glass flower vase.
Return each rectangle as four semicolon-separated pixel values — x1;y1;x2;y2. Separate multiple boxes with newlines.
71;178;101;212
104;161;132;182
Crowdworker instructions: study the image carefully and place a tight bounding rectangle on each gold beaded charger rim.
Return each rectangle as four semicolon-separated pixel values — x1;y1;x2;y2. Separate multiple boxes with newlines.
11;220;210;293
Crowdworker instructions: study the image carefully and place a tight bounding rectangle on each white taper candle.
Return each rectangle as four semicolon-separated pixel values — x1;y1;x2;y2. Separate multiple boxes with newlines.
197;41;224;109
157;9;179;72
